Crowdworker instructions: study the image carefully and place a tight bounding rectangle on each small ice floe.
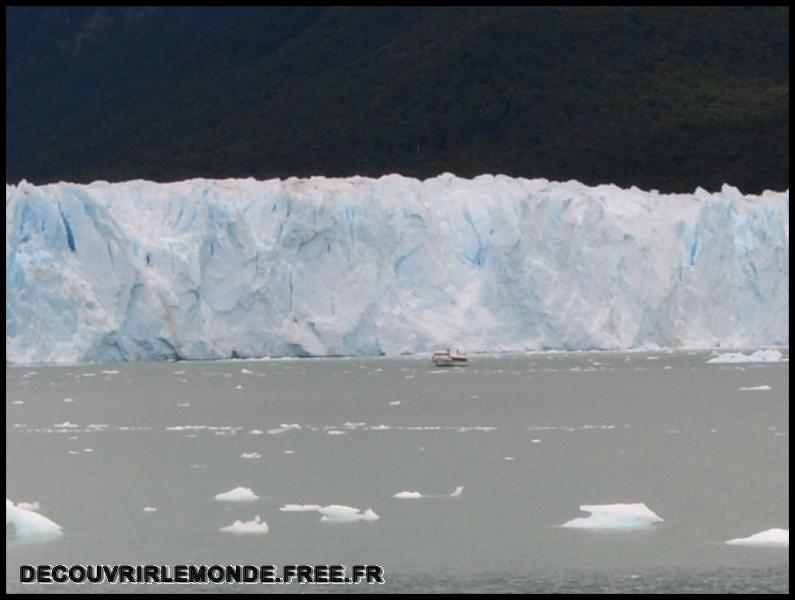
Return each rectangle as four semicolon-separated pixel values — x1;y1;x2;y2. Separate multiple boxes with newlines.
505;456;515;461
214;487;259;502
707;350;784;364
725;529;788;547
389;401;401;406
393;491;423;499
738;385;772;391
143;506;157;513
284;450;295;454
12;400;23;405
280;504;323;512
68;451;79;455
83;448;94;453
280;504;379;522
6;499;63;539
319;505;379;522
397;486;463;499
220;515;269;535
17;501;40;511
235;385;243;390
531;439;541;444
560;503;664;530
177;402;190;407
249;429;264;435
327;430;346;435
240;368;253;375
240;452;261;459
63;398;74;403
267;424;300;435
53;421;78;428
101;370;120;375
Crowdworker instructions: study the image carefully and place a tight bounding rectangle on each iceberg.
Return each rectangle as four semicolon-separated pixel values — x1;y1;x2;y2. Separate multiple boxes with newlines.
725;528;788;547
279;503;379;522
219;515;269;535
319;505;379;522
214;487;259;502
6;499;63;539
5;176;788;364
560;503;664;530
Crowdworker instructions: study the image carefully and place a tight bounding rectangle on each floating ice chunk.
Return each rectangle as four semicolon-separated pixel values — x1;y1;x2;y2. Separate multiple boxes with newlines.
531;439;541;443
707;350;784;364
505;456;515;461
389;401;401;406
738;385;772;391
561;503;663;529
101;370;120;374
83;448;94;453
143;506;157;512
220;515;269;535
280;504;323;512
725;528;788;547
393;491;423;499
449;486;464;498
319;505;379;522
12;400;23;405
249;429;264;435
284;450;295;454
17;501;40;511
327;430;346;435
267;424;300;434
240;369;253;374
214;487;259;502
240;452;261;459
63;398;74;403
177;402;190;407
6;499;63;539
54;421;78;428
235;385;243;390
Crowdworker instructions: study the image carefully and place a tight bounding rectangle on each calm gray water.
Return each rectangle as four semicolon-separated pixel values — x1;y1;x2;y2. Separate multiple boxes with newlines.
6;351;789;593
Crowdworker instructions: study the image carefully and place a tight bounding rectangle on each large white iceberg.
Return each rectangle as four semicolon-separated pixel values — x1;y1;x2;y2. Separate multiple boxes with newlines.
5;176;789;364
6;499;63;539
560;503;664;530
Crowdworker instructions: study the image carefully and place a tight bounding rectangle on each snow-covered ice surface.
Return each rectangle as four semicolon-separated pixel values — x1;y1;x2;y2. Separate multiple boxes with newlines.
725;529;788;547
219;515;269;535
560;503;664;530
5;176;788;365
6;499;63;540
707;350;785;364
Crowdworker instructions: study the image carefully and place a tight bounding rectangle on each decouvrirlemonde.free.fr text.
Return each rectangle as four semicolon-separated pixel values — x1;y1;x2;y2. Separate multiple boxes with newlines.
21;564;385;585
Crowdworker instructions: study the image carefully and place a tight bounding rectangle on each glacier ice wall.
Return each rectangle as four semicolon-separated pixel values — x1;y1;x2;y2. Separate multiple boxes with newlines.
5;174;789;364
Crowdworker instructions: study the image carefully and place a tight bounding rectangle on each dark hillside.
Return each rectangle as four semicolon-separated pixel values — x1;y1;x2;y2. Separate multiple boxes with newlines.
6;6;789;192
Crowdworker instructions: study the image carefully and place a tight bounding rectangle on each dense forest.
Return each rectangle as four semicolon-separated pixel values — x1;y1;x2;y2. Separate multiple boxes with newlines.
6;6;789;193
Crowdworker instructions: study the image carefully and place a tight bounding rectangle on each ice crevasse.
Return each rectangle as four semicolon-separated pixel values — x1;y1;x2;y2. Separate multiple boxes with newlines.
5;174;789;365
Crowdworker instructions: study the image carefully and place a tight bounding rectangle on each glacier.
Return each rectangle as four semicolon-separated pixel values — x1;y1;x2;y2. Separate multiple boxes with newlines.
5;174;789;365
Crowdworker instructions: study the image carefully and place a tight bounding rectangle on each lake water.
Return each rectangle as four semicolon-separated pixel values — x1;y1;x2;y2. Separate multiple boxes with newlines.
6;350;789;593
